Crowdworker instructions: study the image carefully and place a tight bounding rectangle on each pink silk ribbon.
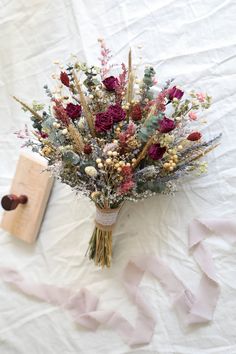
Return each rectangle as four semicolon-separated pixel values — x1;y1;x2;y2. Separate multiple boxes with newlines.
0;218;236;346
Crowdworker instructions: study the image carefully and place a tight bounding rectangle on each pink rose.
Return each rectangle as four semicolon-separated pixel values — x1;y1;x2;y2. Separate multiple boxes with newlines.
188;111;197;121
196;92;206;102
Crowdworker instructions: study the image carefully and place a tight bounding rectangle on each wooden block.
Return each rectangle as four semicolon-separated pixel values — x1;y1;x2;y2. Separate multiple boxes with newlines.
1;153;54;243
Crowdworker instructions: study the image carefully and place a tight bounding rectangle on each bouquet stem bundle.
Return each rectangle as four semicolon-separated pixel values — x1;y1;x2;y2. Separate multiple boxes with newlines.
87;206;122;267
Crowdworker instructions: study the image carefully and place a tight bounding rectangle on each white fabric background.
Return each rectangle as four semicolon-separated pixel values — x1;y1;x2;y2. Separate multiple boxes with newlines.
0;0;236;353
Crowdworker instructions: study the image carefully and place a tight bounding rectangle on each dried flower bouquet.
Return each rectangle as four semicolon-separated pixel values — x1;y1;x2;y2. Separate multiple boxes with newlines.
14;39;221;267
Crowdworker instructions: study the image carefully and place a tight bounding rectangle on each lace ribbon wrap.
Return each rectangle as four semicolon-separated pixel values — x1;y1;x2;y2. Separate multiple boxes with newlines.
95;207;121;231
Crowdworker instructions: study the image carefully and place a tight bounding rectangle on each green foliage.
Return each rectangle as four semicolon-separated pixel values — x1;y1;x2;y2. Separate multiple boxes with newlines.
137;179;166;193
143;67;155;85
32;121;42;130
141;66;156;101
32;101;45;112
138;113;163;142
62;150;80;165
49;130;66;146
42;117;55;131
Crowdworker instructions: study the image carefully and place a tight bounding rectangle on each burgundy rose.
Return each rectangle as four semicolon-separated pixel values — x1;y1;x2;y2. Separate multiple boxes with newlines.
83;144;92;154
102;76;119;91
60;72;70;87
131;104;142;121
187;132;202;141
95;111;113;132
168;86;184;101
159;117;175;133
108;104;126;123
66;103;82;120
148;144;166;160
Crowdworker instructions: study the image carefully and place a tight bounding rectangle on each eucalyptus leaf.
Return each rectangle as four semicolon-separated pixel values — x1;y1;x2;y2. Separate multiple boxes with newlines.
42;117;55;131
62;151;80;165
48;131;65;147
137;180;166;193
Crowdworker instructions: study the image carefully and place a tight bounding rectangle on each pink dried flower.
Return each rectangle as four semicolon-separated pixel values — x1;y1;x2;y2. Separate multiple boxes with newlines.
119;122;136;145
196;92;206;102
126;121;136;136
117;163;134;195
119;132;126;145
155;90;168;112
122;165;133;179
189;111;197;120
53;100;70;126
117;180;135;195
116;63;128;97
98;38;112;80
14;124;30;139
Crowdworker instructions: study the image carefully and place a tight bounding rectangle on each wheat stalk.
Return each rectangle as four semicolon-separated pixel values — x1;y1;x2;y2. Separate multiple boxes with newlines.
68;124;85;153
126;49;134;108
13;96;43;121
73;71;96;138
133;135;156;169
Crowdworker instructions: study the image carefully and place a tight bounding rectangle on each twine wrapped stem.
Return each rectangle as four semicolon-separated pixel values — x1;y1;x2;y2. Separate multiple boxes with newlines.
86;205;121;268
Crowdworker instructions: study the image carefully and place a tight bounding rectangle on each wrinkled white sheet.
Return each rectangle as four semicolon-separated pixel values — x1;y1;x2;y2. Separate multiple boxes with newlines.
0;0;236;353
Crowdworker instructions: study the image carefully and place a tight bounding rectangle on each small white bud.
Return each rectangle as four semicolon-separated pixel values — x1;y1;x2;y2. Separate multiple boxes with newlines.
85;166;98;177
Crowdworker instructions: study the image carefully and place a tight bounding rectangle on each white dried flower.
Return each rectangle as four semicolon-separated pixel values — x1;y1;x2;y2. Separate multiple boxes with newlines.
85;166;98;177
77;117;85;130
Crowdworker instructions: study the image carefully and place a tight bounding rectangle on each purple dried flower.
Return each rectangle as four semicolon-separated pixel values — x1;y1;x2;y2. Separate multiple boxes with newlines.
102;76;119;91
148;144;166;160
168;86;184;101
159;117;175;133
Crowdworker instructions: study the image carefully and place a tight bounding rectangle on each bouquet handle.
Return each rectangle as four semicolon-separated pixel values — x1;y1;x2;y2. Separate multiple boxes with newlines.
86;205;122;267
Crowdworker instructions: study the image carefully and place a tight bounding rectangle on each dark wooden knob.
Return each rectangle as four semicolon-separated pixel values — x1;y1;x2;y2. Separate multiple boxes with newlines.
1;194;28;211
